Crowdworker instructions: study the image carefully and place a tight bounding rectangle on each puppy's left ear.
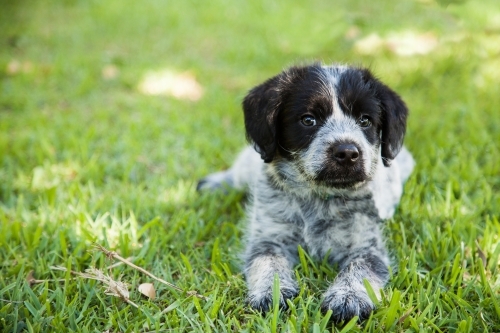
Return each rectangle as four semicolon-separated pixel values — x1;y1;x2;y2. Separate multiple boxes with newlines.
243;66;309;162
363;70;409;167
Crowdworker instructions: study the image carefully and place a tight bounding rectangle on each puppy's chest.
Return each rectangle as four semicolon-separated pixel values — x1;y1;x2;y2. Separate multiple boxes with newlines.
295;196;381;258
299;195;377;228
261;191;380;233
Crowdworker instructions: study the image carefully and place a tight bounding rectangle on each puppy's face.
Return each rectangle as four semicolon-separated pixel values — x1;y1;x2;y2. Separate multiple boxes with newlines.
243;64;408;190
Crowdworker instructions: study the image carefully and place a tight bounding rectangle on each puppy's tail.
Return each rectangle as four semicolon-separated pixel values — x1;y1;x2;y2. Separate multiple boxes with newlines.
196;169;236;192
196;146;262;192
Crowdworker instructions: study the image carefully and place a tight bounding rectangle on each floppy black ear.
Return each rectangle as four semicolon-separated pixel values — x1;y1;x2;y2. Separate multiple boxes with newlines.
362;70;408;167
242;74;284;163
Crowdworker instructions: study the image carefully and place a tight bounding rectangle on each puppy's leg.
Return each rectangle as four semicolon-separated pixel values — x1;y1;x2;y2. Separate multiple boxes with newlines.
244;240;299;312
318;215;389;322
322;252;389;322
197;146;262;191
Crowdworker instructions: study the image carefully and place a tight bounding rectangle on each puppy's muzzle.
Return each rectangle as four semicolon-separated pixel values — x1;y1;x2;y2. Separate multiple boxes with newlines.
331;143;360;166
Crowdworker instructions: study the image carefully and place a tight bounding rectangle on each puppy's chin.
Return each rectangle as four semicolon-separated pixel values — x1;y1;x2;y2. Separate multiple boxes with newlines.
313;166;370;189
314;178;368;190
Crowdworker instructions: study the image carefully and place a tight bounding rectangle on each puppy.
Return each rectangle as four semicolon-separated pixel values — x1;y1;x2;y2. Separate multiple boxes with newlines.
197;64;414;322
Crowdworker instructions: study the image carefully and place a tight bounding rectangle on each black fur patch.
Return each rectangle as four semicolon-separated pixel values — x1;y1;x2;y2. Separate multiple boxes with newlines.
358;69;409;166
276;65;333;158
243;66;310;163
336;68;382;146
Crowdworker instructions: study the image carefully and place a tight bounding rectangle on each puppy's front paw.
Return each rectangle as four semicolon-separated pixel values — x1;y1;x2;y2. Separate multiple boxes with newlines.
247;286;298;312
321;286;374;322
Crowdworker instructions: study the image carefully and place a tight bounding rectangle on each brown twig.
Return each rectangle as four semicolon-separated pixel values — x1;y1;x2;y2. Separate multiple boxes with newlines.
106;257;134;270
50;266;139;308
93;244;207;300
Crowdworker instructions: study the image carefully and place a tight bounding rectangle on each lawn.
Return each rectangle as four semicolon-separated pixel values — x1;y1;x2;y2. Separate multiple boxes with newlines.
1;0;500;332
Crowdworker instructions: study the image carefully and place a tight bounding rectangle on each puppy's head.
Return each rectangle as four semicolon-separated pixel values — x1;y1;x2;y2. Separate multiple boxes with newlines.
243;64;408;189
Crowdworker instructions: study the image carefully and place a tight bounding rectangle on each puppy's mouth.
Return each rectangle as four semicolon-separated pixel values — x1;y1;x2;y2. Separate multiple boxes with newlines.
313;165;370;189
315;177;368;189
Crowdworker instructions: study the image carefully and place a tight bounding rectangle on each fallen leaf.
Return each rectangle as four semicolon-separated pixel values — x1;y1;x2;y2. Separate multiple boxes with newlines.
386;32;438;56
345;26;361;40
137;69;204;101
102;64;119;80
354;31;438;56
6;60;21;75
354;33;385;54
138;283;156;300
6;60;34;75
26;270;36;286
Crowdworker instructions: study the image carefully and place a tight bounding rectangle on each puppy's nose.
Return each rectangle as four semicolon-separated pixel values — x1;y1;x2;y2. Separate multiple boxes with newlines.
332;143;359;165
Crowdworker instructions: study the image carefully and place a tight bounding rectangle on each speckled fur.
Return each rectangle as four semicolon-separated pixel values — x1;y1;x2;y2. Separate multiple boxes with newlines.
198;64;414;322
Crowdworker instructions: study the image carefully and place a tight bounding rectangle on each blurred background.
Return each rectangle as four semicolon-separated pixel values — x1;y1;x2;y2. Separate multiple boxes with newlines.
1;0;500;331
1;0;499;195
2;0;499;202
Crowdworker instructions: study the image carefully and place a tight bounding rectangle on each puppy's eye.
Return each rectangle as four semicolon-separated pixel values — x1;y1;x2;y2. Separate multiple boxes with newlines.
301;115;316;126
358;116;372;128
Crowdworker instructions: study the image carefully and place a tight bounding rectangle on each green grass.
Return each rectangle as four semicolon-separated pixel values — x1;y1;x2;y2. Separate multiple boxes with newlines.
1;0;500;331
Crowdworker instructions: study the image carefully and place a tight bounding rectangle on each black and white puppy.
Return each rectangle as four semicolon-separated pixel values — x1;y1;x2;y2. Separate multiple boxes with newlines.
198;63;414;322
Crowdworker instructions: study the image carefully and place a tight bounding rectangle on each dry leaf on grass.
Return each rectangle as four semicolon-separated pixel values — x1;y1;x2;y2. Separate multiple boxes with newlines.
102;64;120;80
137;70;204;101
345;26;361;40
93;243;206;300
26;270;36;286
6;60;21;75
354;33;385;54
354;31;438;56
138;283;156;300
26;270;65;287
50;244;206;312
6;60;34;75
386;32;438;56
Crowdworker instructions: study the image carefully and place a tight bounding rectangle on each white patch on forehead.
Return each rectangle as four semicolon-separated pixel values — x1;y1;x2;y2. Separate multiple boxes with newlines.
321;116;360;141
321;64;350;76
315;65;350;119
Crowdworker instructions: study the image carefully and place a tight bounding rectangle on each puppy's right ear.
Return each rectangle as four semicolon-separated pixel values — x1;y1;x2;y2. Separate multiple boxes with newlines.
242;75;283;163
